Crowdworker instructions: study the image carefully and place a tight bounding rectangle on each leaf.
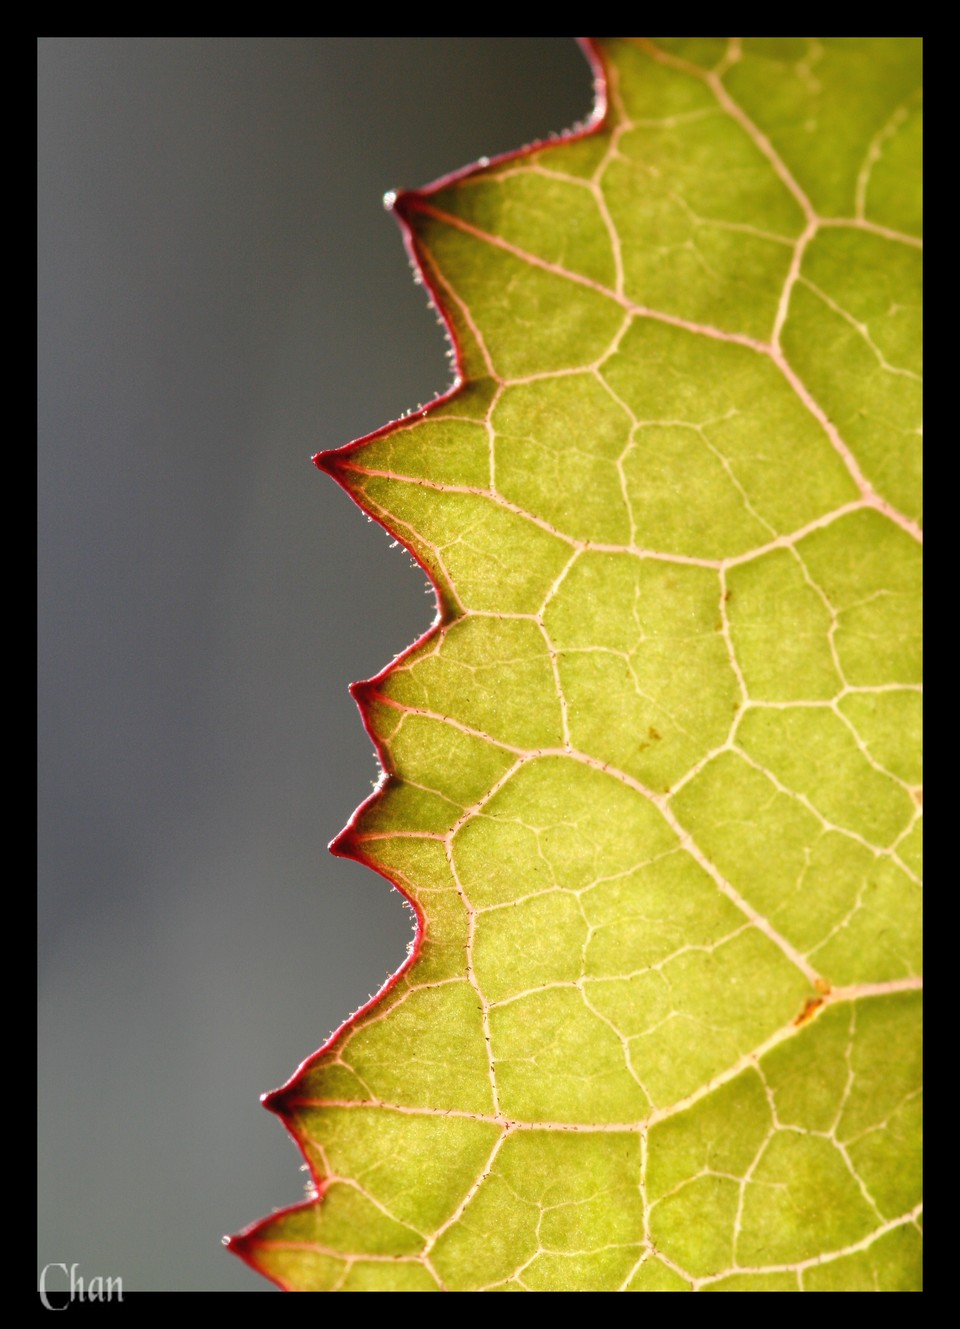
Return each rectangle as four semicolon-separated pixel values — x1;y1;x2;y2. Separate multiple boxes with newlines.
229;37;922;1292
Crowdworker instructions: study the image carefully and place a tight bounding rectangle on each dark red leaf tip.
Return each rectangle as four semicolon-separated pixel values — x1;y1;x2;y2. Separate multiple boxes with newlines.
348;678;378;707
260;1083;293;1116
313;448;344;477
328;825;362;859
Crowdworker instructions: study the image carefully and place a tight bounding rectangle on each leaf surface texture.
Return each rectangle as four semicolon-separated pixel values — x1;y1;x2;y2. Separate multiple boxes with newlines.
231;37;922;1292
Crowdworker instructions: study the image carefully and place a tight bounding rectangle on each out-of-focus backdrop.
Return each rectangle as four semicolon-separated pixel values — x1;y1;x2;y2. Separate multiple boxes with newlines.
38;37;591;1291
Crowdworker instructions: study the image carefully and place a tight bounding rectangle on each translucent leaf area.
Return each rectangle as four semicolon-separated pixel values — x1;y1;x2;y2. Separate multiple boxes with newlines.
230;38;922;1292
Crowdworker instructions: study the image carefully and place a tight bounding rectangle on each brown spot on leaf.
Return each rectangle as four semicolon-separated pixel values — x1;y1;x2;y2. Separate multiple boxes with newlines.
793;996;824;1027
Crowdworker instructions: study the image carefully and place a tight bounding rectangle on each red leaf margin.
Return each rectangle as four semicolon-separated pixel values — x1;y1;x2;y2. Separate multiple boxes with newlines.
226;37;610;1289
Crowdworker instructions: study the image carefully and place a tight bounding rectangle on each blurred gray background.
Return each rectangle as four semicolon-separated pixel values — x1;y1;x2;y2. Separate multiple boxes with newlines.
38;37;590;1291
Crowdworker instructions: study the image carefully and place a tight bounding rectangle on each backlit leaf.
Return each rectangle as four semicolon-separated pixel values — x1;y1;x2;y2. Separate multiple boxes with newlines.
229;37;922;1292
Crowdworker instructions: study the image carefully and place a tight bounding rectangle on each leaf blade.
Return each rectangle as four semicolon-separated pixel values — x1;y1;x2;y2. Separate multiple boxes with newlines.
231;37;921;1293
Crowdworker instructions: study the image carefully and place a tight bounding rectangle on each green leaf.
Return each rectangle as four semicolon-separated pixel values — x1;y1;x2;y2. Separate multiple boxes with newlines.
229;37;922;1292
